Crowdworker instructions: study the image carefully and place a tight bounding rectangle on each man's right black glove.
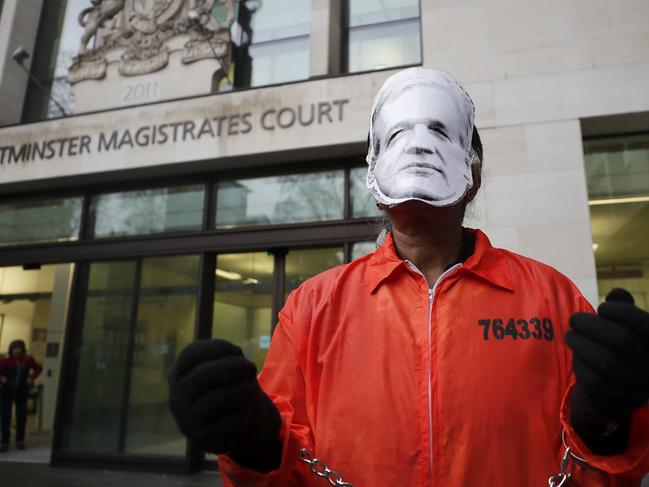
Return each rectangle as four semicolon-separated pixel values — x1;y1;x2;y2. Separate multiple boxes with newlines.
168;339;282;472
566;289;649;454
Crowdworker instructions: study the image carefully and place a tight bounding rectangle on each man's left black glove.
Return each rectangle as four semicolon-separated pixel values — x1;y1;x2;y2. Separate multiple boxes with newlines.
168;339;282;472
566;291;649;454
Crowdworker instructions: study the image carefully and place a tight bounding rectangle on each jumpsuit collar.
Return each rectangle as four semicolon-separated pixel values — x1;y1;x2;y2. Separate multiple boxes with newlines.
367;228;514;293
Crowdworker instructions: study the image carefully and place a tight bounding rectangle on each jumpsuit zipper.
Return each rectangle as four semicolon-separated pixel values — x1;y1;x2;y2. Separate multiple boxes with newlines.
408;261;461;484
427;288;434;479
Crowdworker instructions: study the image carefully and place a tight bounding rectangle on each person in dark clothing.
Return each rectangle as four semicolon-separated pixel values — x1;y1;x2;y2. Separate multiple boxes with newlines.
0;339;42;452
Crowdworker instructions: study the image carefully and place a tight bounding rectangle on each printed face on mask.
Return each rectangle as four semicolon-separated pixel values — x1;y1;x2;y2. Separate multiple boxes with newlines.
366;68;475;208
372;86;470;203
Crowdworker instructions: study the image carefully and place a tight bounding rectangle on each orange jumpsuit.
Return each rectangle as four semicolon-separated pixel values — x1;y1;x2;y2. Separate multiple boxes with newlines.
220;230;649;486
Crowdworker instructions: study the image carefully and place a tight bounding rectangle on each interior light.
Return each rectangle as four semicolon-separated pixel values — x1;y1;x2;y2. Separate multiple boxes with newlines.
589;195;649;206
215;269;242;280
242;277;259;285
592;243;599;252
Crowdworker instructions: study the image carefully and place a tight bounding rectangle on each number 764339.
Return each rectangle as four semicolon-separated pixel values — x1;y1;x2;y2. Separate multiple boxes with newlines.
478;317;554;341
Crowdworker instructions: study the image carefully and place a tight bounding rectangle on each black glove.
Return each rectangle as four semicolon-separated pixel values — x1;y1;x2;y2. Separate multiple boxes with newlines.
566;289;649;454
168;339;282;472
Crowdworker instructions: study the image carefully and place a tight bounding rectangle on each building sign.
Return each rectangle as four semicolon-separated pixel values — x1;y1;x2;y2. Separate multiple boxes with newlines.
0;70;394;187
0;100;349;164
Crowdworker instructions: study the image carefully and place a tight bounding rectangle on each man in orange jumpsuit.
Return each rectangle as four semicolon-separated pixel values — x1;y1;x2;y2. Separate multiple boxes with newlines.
169;68;649;486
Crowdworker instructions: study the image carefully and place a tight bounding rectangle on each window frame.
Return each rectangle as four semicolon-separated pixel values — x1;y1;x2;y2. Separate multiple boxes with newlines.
0;158;378;263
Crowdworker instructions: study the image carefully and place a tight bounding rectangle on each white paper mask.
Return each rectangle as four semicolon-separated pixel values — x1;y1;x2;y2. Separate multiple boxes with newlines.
366;68;476;207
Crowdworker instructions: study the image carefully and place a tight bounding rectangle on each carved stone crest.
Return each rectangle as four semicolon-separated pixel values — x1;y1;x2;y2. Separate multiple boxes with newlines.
68;0;234;83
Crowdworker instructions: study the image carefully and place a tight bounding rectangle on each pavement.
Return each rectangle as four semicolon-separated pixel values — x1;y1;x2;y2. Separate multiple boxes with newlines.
0;462;223;487
0;430;223;487
0;430;52;463
0;422;223;487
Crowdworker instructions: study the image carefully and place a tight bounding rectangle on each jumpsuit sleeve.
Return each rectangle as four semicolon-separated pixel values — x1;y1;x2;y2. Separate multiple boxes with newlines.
557;290;649;484
29;357;43;380
218;310;315;487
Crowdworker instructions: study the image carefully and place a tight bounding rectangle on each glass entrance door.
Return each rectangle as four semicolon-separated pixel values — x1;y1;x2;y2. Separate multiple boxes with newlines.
59;255;199;458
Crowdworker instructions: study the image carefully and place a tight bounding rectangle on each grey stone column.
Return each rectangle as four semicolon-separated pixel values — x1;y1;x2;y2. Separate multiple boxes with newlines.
0;0;43;126
309;0;342;78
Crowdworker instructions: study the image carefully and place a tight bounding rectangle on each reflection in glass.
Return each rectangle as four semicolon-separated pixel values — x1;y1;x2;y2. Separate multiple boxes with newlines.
346;0;420;73
350;166;382;218
212;252;274;371
215;171;344;228
125;255;199;455
63;261;136;453
232;0;309;87
91;185;204;238
209;0;240;91
584;134;649;310
0;197;82;246
285;247;344;300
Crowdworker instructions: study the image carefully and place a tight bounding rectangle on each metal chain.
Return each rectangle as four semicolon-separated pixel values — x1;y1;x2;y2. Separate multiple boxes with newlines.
300;429;590;486
547;446;573;487
547;429;590;487
299;448;354;487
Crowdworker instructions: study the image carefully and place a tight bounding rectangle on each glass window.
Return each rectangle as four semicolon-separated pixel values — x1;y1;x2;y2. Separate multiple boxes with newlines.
62;260;137;453
0;196;82;246
284;247;344;300
232;0;310;87
350;166;381;218
125;255;199;456
215;171;345;228
346;0;421;72
212;252;274;371
91;185;204;238
23;0;83;121
584;134;649;310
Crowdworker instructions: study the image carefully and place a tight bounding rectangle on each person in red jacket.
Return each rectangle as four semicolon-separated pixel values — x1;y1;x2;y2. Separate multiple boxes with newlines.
0;339;42;452
168;68;649;486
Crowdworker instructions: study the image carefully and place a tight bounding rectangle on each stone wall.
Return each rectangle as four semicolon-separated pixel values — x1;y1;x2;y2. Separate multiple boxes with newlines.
421;0;649;303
